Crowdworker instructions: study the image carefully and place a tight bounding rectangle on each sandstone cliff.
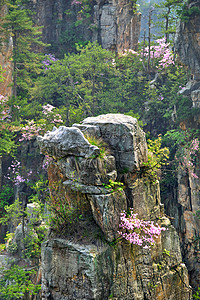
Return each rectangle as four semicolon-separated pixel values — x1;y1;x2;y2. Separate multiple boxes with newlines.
38;114;191;300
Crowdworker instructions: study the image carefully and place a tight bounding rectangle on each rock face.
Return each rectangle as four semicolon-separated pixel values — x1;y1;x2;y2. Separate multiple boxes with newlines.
29;0;141;53
170;1;200;289
174;0;200;79
74;114;148;172
164;165;200;289
39;114;191;299
92;0;141;52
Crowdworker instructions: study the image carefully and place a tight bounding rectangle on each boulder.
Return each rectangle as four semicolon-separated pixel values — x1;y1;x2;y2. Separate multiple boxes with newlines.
37;126;100;158
74;114;148;172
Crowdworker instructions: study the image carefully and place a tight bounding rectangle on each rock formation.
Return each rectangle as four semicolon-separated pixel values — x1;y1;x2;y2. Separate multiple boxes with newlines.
168;0;200;289
29;0;141;53
38;114;191;299
174;0;200;80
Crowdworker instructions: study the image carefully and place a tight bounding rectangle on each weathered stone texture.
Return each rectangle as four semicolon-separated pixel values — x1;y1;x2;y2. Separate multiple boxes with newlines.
39;114;191;299
75;114;148;172
169;1;200;289
174;1;200;77
37;126;100;159
41;229;191;300
29;0;140;53
191;89;200;108
164;165;200;289
93;0;141;52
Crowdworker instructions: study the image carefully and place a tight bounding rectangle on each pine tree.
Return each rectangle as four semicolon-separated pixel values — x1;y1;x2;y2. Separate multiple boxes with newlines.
155;0;183;42
1;0;47;98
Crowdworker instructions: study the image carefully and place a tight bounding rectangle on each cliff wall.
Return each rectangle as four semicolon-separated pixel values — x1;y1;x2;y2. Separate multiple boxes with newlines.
168;0;200;288
29;0;141;53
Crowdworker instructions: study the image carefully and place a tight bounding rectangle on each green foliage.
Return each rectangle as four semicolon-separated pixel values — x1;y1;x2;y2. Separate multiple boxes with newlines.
23;231;41;259
0;243;6;253
4;232;17;254
7;241;18;254
1;0;47;97
163;248;171;256
193;288;200;299
85;135;110;159
0;130;17;157
177;3;200;22
31;42;114;124
154;0;184;40
0;198;24;227
0;265;41;299
142;135;169;183
0;185;14;209
162;128;200;182
46;181;89;234
103;179;124;193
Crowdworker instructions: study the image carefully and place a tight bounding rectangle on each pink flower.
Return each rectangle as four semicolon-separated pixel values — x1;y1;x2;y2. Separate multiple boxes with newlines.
118;209;166;248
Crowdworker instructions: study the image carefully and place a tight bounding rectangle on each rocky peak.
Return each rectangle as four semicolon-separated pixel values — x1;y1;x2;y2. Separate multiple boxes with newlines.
38;114;191;299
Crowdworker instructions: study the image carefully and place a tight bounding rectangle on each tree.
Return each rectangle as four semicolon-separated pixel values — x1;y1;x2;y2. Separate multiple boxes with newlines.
1;0;47;98
0;265;41;299
155;0;183;42
31;42;114;125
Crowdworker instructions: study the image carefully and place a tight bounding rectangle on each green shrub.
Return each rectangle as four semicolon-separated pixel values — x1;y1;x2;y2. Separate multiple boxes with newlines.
0;265;41;299
0;185;14;210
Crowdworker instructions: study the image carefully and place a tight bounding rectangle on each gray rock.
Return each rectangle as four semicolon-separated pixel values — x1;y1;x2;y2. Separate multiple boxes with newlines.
79;113;148;172
41;235;191;300
63;180;110;195
178;81;200;96
73;124;101;138
88;190;127;242
38;114;191;299
41;239;112;300
174;2;200;76
37;126;100;158
57;154;117;186
100;5;117;50
191;89;200;108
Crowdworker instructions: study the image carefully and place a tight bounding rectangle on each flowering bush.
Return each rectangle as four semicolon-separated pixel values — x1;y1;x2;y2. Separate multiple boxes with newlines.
144;38;174;69
120;38;174;72
42;104;63;125
42;54;58;70
6;160;33;186
19;104;63;141
19;120;42;141
0;95;11;122
118;209;166;249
